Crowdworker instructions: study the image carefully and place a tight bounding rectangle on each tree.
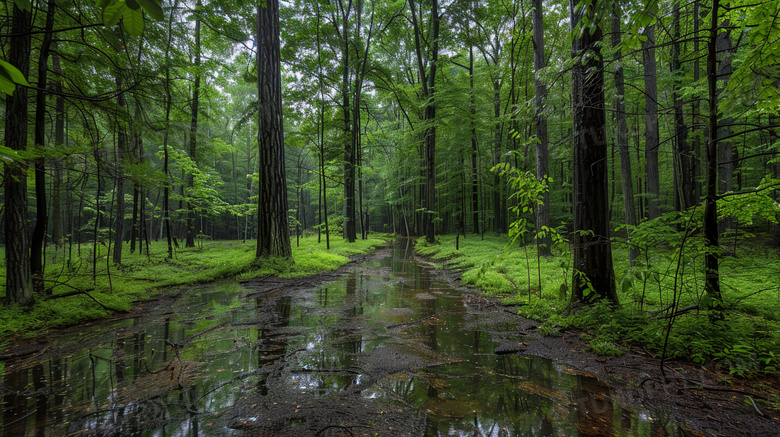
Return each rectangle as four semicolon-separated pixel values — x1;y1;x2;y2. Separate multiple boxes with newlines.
409;0;440;244
3;1;33;305
611;5;637;265
569;0;618;305
256;0;292;258
532;0;551;255
642;25;661;220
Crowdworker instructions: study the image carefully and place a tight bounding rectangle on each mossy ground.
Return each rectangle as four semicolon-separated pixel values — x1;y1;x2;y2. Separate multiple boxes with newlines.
417;233;780;377
0;235;387;343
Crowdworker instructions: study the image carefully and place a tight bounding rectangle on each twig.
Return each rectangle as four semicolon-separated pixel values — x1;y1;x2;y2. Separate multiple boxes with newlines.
44;288;124;312
385;311;449;329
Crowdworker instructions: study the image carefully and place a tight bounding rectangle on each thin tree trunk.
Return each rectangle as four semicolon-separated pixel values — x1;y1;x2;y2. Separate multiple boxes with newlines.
704;0;724;319
611;8;637;265
469;46;480;235
642;26;661;219
31;0;56;294
672;6;695;210
112;75;127;265
186;2;202;248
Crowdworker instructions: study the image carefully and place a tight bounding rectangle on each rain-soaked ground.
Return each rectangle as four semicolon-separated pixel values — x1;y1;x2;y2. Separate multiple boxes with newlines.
2;239;687;436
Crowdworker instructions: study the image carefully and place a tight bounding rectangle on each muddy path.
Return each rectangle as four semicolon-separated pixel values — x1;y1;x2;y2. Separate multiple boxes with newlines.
1;239;776;436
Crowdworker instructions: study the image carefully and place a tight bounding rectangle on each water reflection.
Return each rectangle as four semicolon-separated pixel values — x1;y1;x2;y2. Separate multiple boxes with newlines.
1;240;681;436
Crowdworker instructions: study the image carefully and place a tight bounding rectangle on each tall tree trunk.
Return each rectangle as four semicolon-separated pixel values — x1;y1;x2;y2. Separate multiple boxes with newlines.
469;46;480;235
186;2;202;248
532;0;551;255
409;0;439;244
256;0;292;258
162;0;179;259
112;75;127;264
611;8;637;265
672;5;695;210
315;0;330;249
31;0;56;294
704;0;724;319
642;26;661;219
716;16;734;198
492;80;503;234
3;3;33;305
569;0;618;305
341;0;357;243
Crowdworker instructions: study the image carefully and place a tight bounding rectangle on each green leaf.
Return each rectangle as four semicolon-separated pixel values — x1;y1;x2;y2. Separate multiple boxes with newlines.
136;0;164;21
103;0;126;26
123;7;145;36
0;60;30;87
12;0;32;12
0;74;16;95
126;0;140;10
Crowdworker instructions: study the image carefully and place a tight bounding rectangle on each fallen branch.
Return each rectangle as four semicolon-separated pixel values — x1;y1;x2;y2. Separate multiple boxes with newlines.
45;288;125;312
651;305;699;319
385;311;449;329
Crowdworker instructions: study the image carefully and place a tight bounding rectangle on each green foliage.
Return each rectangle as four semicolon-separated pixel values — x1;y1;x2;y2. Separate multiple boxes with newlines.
418;234;780;375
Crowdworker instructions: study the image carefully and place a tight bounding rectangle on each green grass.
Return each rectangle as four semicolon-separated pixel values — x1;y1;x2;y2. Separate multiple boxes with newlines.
417;233;780;376
0;235;388;343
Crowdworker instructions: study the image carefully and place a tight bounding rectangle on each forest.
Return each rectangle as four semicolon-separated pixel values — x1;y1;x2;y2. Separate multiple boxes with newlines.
1;0;780;390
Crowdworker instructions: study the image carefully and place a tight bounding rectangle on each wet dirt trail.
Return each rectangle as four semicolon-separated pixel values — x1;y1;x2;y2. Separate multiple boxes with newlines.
2;239;687;436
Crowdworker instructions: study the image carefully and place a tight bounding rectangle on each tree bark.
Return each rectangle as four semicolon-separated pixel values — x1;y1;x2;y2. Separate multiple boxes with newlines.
532;0;551;255
409;0;440;244
569;0;618;305
186;2;202;248
672;6;695;210
642;26;661;219
256;0;292;258
112;75;127;265
31;0;56;293
4;3;33;305
704;0;724;318
611;8;637;265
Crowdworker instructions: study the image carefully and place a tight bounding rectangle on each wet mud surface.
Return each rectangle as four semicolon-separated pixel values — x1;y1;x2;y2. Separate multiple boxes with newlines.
1;240;777;436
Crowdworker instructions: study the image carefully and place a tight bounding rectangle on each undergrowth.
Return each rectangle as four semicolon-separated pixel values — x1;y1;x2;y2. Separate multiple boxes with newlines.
417;233;780;378
0;235;386;343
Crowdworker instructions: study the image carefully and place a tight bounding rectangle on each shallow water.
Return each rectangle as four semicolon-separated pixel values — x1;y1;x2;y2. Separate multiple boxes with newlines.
1;239;682;436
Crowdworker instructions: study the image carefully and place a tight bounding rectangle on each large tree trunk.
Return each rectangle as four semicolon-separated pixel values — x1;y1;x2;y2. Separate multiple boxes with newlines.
4;3;33;305
716;18;735;198
256;0;292;258
31;0;56;294
642;26;661;219
611;8;637;265
532;0;551;255
569;0;618;305
340;0;357;243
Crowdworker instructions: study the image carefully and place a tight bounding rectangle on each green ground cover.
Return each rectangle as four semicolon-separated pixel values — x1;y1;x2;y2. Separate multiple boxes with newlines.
0;235;386;342
417;234;780;377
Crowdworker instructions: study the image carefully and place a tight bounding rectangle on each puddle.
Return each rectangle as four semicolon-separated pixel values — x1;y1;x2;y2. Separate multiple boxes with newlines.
1;239;681;436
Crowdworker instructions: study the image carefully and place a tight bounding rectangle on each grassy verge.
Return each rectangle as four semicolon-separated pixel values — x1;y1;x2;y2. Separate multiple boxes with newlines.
0;235;387;343
417;234;780;377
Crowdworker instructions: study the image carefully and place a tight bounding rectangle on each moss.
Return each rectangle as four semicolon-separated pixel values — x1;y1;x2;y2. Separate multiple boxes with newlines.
418;233;780;374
